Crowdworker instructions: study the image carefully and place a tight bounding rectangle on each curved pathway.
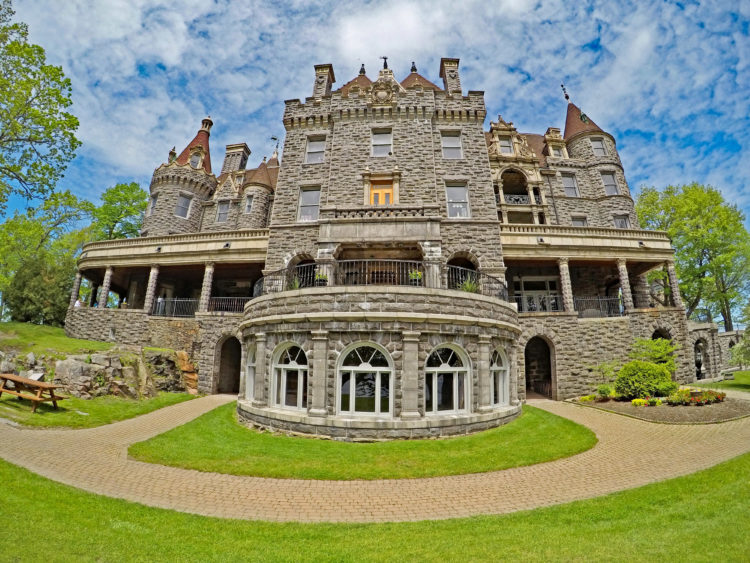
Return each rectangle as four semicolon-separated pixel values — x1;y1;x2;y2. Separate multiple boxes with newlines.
1;394;749;523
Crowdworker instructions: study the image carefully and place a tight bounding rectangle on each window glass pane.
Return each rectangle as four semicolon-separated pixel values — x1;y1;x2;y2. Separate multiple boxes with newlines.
245;196;253;213
372;144;390;157
306;139;325;164
301;370;308;407
275;369;283;405
562;174;578;197
446;185;469;218
355;373;376;412
298;189;320;221
602;173;618;195
548;280;558;290
614;215;630;228
216;202;229;222
592;139;606;156
552;147;562;157
525;280;546;291
457;374;465;410
442;134;461;147
437;373;453;411
425;374;433;410
300;190;319;205
499;137;513;153
189;154;201;168
285;370;298;407
307;139;325;152
443;147;462;159
372;131;392;157
572;217;587;226
372;132;391;144
340;373;350;410
369;348;389;367
175;195;191;218
380;373;390;413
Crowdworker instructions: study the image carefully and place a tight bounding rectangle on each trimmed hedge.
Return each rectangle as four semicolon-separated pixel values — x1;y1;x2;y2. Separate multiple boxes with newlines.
614;360;675;400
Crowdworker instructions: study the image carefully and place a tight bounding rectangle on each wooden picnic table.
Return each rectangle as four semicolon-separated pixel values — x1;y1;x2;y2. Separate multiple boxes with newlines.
0;373;66;413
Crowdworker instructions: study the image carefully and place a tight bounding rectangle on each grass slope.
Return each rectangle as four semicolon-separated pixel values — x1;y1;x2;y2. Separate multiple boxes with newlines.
129;403;597;480
694;370;750;393
0;321;113;356
0;392;194;428
0;451;748;561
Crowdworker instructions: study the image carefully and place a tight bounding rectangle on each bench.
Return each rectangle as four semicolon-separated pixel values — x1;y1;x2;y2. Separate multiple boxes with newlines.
0;373;67;413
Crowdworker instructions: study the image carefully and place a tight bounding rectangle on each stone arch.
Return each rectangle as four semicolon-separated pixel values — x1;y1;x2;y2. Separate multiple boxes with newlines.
500;167;529;197
652;328;672;340
446;250;480;270
336;341;394;416
216;335;242;394
693;337;710;380
524;335;556;399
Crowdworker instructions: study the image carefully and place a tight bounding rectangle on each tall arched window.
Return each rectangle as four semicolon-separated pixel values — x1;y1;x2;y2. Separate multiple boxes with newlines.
490;349;509;406
338;344;392;415
425;345;469;413
273;345;308;410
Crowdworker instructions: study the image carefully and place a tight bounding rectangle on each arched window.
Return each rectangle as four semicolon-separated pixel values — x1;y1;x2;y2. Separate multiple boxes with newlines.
425;345;469;413
491;349;509;406
338;344;392;415
189;153;201;168
273;345;308;410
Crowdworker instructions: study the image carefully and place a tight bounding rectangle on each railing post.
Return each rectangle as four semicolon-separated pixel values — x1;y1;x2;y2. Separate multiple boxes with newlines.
309;330;328;418
617;258;634;313
400;331;421;419
69;272;82;308
199;262;214;312
557;258;574;312
144;265;160;313
98;266;113;309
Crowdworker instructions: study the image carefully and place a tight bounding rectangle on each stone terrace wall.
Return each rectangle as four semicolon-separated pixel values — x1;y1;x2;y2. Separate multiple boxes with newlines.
65;309;149;345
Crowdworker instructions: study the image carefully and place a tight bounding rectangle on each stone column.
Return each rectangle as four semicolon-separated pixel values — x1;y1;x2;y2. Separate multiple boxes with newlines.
198;262;214;312
89;284;99;307
509;343;520;405
617;258;634;313
69;272;82;308
98;266;113;308
558;258;574;312
666;261;684;309
477;335;492;411
309;330;328;417
252;333;267;406
423;260;442;289
316;259;335;287
143;265;160;313
400;331;421;419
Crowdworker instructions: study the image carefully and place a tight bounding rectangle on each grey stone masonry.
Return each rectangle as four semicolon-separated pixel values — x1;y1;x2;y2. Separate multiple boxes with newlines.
221;143;250;174
666;261;684;308
557;258;574;312
617;258;634;312
98;266;113;308
198;262;214;312
69;272;82;308
143;265;159;313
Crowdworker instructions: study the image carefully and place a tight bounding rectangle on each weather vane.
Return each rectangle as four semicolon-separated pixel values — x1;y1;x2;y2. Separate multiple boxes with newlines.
270;136;279;151
561;83;570;101
380;56;388;70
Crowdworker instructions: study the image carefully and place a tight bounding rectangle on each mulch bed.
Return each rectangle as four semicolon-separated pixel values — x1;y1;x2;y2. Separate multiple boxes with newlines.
575;397;750;424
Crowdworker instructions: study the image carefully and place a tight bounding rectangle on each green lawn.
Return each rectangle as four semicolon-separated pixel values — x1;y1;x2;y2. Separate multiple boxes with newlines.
129;403;597;480
1;451;748;561
0;321;112;357
0;392;194;428
694;370;750;393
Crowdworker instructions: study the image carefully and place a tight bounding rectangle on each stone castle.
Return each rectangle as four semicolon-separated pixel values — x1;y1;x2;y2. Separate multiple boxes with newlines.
65;57;731;438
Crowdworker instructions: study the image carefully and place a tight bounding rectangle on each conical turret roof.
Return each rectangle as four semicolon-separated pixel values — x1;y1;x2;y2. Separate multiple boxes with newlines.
563;102;605;141
175;117;213;173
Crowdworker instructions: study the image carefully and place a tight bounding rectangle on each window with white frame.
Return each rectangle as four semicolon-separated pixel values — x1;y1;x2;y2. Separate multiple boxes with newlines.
297;187;320;222
571;216;588;227
244;195;254;214
338;345;392;415
174;194;192;218
441;131;462;159
445;183;470;218
490;349;509;406
146;194;157;216
425;346;468;413
561;173;579;197
371;129;392;157
216;201;230;223
591;138;607;156
273;345;308;410
305;137;326;164
601;172;618;195
498;136;513;154
613;214;631;229
512;277;562;313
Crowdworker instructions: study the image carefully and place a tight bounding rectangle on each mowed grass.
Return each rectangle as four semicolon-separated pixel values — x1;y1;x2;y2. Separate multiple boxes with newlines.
694;370;750;393
0;321;112;357
0;392;194;428
1;451;748;561
129;403;597;480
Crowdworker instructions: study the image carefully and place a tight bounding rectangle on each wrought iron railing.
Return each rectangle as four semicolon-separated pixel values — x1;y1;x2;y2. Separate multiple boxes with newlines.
446;265;508;300
513;294;563;313
334;260;424;287
208;297;251;313
151;298;199;318
504;194;531;205
253;262;319;296
574;296;624;318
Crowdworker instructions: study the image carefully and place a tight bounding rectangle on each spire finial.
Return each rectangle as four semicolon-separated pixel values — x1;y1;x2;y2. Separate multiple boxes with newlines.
411;61;417;73
270;135;279;155
561;83;570;101
359;63;366;75
380;55;388;70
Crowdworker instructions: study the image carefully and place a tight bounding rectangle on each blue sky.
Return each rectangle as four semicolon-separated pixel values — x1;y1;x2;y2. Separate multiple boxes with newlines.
8;0;750;226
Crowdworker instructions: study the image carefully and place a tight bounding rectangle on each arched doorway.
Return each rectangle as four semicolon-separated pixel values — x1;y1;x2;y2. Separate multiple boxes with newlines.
525;337;553;398
217;337;241;394
694;339;709;380
652;328;670;340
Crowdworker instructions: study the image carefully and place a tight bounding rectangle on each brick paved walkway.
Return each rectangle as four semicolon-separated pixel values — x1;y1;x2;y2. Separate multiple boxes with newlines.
1;394;749;523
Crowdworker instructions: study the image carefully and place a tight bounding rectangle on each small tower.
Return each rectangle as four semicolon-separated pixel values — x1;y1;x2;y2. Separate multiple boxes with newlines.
312;64;335;98
221;143;251;174
439;58;462;94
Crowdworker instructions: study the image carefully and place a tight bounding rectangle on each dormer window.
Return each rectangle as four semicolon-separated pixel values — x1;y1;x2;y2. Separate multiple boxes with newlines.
551;146;564;158
498;137;513;155
189;153;201;168
591;138;607;157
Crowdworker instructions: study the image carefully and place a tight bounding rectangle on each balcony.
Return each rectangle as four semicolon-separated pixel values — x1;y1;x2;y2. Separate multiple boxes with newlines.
574;296;624;318
513;294;563;313
149;296;252;318
504;194;531;205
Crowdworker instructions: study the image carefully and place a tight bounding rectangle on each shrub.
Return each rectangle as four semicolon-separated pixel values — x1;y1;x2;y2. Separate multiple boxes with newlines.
579;394;596;403
666;389;691;406
614;360;673;400
596;384;612;400
647;397;662;406
629;337;679;375
654;380;679;397
667;389;727;406
631;398;648;406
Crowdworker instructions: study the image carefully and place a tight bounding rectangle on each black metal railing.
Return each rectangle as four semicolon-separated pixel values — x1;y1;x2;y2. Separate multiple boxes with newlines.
335;259;424;287
574;296;624;318
208;297;251;313
513;294;563;313
446;265;508;300
504;194;531;205
151;298;199;318
253;263;320;296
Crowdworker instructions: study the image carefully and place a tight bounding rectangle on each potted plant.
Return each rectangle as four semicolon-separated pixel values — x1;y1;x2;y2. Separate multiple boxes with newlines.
314;272;328;287
287;276;301;290
458;277;479;293
408;270;423;286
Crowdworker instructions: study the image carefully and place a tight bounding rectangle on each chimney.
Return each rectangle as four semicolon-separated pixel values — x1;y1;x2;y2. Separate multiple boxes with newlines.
439;58;462;95
221;143;251;174
312;64;335;99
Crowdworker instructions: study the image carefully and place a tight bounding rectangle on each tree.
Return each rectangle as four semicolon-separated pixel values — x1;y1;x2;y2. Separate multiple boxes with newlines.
636;183;750;331
91;182;148;240
0;0;80;215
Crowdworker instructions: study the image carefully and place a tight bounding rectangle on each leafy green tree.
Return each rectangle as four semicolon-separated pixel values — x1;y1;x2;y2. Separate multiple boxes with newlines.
636;183;750;331
91;182;148;239
730;332;749;367
0;0;80;215
629;337;679;376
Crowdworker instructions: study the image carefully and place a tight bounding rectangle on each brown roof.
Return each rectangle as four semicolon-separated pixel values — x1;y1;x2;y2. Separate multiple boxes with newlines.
484;131;493;146
522;133;547;166
400;72;441;91
175;127;212;174
337;74;373;96
563;102;604;140
244;158;279;189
